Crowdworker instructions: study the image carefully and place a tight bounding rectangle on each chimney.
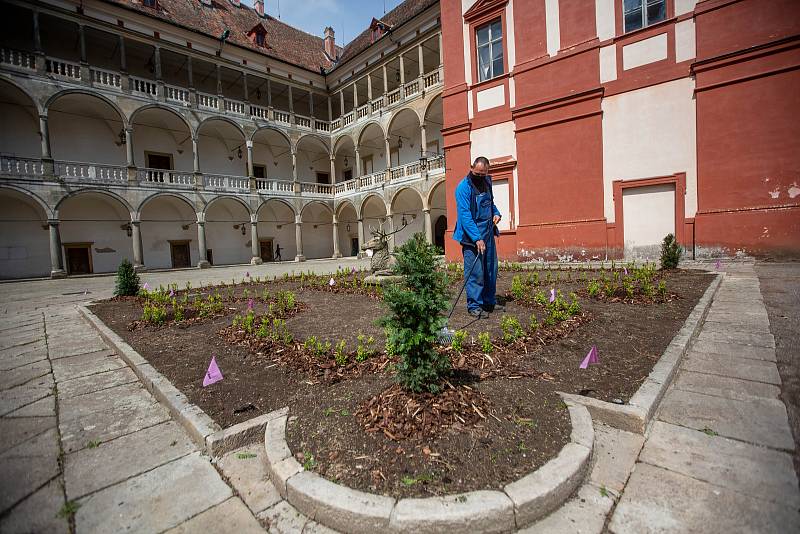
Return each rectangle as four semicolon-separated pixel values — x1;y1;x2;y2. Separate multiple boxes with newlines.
324;26;336;59
254;0;265;17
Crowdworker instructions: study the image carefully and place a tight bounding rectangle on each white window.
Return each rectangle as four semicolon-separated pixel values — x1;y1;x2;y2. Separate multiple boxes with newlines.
476;19;503;82
623;0;666;33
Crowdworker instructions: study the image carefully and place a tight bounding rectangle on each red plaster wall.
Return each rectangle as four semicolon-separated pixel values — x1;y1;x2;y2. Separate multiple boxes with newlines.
512;0;548;64
558;0;597;49
695;0;800;60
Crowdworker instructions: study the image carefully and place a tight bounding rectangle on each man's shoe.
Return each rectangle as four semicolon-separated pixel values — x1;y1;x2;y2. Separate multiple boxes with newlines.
468;308;484;318
482;304;506;313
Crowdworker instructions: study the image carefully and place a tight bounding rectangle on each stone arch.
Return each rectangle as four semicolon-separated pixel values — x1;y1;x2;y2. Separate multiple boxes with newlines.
426;177;447;209
54;188;134;217
44;89;128;129
0;186;54;278
196;115;246;140
256;197;297;219
0;76;42;115
129;103;195;138
387;107;422;137
357;120;386;147
203;194;252;217
300;200;334;220
422;90;444;122
359;193;388;220
251;125;292;147
0;185;53;219
296;133;330;155
390;186;424;213
137;191;197;214
333;133;356;155
335;199;358;219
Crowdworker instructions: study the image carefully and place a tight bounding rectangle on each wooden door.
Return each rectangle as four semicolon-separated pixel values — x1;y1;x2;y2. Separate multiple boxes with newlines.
260;239;274;262
170;242;191;268
64;244;92;275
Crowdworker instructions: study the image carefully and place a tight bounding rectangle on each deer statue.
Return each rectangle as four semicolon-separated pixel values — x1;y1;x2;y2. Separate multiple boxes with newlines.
361;218;407;275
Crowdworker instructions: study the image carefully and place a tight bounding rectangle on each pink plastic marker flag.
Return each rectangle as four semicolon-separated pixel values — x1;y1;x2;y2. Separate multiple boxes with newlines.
203;356;223;387
549;288;556;303
169;289;175;298
715;259;721;270
329;277;336;287
247;298;254;310
579;345;599;369
623;267;628;276
142;282;150;291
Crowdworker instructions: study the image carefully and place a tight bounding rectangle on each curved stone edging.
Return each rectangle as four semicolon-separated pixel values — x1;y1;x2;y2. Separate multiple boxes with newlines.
264;401;594;533
560;272;724;434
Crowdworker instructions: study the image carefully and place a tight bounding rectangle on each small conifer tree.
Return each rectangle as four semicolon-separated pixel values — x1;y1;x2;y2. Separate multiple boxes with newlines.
660;233;682;270
114;259;141;296
380;233;450;393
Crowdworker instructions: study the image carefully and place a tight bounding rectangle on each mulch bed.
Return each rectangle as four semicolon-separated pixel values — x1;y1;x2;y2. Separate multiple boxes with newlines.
90;267;713;498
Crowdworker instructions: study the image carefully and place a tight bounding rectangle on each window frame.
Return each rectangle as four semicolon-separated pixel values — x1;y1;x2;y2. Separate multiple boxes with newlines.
475;18;504;83
622;0;668;34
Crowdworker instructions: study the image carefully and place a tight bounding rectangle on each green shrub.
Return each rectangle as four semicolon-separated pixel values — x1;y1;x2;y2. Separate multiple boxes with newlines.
334;340;348;366
450;330;467;352
380;233;450;393
510;275;526;301
660;234;682;269
500;315;524;343
355;334;375;362
114;259;140;297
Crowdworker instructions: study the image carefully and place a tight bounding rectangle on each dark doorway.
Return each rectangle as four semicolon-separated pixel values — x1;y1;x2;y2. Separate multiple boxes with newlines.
260;239;274;262
253;165;266;179
316;172;330;184
170;241;191;268
64;244;92;275
351;237;359;257
206;249;214;266
343;169;353;182
434;215;447;251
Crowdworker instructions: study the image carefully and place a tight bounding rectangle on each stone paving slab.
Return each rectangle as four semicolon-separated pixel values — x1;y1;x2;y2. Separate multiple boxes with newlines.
57;366;139;399
75;452;232;534
609;463;799;534
216;444;281;516
519;484;614;534
47;335;109;360
0;440;60;514
0;359;50;390
682;352;781;385
658;389;795;451
59;382;170;453
0;478;68;534
674;371;781;402
64;420;195;500
640;422;799;508
702;320;772;335
164;497;265;534
0;375;53;417
0;427;59;461
697;329;775;348
259;500;312;533
0;335;42;352
589;424;645;496
691;339;776;361
0;416;57;455
50;349;123;383
704;313;771;330
0;344;48;371
5;392;55;418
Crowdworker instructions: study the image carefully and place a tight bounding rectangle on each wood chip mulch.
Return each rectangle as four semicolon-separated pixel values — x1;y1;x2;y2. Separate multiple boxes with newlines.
355;381;493;441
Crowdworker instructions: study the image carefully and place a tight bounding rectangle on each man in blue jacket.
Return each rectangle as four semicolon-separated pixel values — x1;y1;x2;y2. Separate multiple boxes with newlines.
452;156;503;317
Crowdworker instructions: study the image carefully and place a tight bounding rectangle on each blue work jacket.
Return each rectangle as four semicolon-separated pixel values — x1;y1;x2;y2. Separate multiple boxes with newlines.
452;174;501;244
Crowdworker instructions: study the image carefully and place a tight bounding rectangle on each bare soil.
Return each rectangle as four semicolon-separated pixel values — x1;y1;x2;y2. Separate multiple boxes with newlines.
90;268;712;497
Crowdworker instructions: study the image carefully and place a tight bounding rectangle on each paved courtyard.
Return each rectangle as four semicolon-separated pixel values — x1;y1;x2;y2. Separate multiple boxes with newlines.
1;259;798;533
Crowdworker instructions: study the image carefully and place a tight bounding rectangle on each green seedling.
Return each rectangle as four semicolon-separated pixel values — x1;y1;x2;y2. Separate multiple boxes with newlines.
236;452;258;460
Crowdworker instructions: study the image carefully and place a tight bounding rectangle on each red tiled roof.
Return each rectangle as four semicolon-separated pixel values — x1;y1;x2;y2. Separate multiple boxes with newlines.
101;0;340;73
334;0;438;67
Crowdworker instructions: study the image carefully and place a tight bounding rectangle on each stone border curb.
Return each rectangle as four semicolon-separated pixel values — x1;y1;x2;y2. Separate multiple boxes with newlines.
78;304;283;457
264;403;594;532
559;272;723;434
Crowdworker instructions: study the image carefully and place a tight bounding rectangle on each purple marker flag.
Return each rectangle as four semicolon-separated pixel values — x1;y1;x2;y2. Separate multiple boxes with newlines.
623;267;628;276
715;259;721;270
247;298;254;310
329;277;336;287
142;282;150;291
549;288;556;303
203;356;223;387
579;345;599;369
169;289;175;298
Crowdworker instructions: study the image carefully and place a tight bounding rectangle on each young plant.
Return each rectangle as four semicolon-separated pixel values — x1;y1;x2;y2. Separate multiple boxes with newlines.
355;334;375;362
450;330;467;352
500;315;524;343
510;275;526;301
334;340;348;366
114;259;141;297
529;314;540;333
587;280;601;297
380;233;450;393
478;331;493;354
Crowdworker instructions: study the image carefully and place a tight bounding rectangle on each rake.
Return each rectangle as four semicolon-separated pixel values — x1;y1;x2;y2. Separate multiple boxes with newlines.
437;248;483;344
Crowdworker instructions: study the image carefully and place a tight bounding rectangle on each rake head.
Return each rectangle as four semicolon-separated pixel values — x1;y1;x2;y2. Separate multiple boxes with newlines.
437;326;456;345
